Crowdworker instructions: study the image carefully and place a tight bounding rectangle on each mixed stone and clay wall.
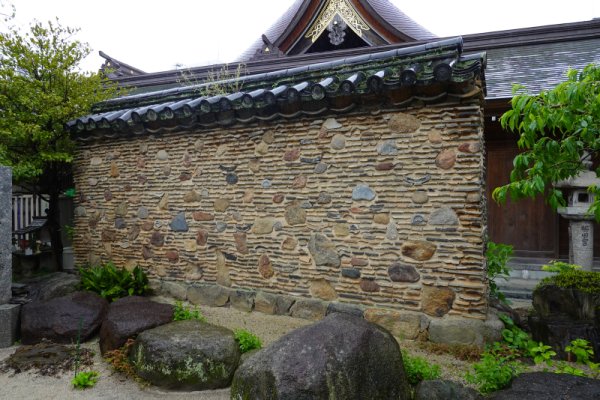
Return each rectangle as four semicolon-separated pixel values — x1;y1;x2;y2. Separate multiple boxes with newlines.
73;99;487;321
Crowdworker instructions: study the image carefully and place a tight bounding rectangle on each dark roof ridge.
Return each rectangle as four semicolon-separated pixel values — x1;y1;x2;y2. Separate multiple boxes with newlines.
98;37;466;111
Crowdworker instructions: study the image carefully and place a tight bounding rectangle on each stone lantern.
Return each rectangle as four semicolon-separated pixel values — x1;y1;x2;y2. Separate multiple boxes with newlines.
554;157;600;271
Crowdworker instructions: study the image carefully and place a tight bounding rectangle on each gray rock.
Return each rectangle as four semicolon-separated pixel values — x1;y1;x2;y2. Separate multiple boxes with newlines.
130;320;241;390
308;233;341;268
322;118;342;129
138;206;150;219
330;134;346;150
352;184;376;201
230;290;255;312
489;372;600;400
215;221;228;232
21;272;80;301
327;302;364;317
342;268;361;279
429;314;503;346
0;304;20;347
388;263;420;282
415;380;483;400
314;163;328;174
99;296;174;354
169;212;189;232
386;222;398;240
430;207;459;225
376;140;398;155
261;179;272;188
187;284;230;307
0;166;11;304
290;298;328;320
161;281;187;300
21;291;108;344
231;313;410;400
254;291;279;314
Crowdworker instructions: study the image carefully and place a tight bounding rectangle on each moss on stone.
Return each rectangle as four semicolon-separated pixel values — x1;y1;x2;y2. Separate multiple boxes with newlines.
537;270;600;294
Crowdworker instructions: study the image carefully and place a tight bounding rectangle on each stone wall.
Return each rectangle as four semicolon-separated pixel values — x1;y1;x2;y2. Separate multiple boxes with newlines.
0;166;12;304
73;100;487;320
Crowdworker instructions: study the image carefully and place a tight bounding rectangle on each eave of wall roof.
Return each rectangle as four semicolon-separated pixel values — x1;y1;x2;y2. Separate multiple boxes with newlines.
71;37;486;142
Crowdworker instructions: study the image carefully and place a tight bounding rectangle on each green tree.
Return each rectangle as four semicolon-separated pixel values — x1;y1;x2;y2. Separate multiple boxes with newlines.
0;15;118;268
493;64;600;220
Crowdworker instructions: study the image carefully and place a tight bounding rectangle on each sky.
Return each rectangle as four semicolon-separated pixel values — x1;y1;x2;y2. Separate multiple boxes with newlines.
7;0;600;73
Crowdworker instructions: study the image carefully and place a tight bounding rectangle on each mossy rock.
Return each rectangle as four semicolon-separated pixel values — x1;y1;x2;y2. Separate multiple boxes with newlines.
129;320;240;390
536;270;600;294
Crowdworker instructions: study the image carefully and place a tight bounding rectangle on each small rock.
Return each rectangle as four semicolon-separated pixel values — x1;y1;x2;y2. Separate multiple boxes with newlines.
170;212;189;232
166;250;179;262
196;230;208;246
435;149;456;169
226;173;238;184
373;213;390;224
330;134;346;150
375;162;395;171
150;232;164;247
233;232;248;254
193;211;214;221
428;131;443;143
281;237;297;250
430;207;459;225
308;233;340;268
261;179;272;188
292;175;307;188
351;257;369;267
272;193;284;203
386;222;398;240
388;263;420;282
422;286;455;317
184;190;202;203
411;214;427;225
360;279;380;292
333;223;350;237
352;184;376;201
215;222;227;232
283;148;301;161
115;218;127;229
258;254;274;279
156;150;168;160
285;204;306;225
253;218;274;234
376;140;398;155
402;241;436;261
314;163;328;174
388;113;421;133
412;191;429;204
310;279;337;301
322;118;342;130
214;198;230;212
341;268;361;279
317;192;332;204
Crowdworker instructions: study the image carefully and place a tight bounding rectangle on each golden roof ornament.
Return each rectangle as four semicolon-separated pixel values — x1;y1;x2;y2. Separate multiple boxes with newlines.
305;0;370;43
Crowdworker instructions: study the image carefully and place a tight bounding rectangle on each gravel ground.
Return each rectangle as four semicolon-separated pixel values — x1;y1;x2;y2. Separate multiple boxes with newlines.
0;298;311;400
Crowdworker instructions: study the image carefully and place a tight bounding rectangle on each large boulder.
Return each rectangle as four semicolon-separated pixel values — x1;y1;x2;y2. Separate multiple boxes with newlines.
18;272;80;301
99;296;174;354
489;372;600;399
20;291;108;345
231;312;410;400
415;379;482;400
129;320;240;390
530;284;600;361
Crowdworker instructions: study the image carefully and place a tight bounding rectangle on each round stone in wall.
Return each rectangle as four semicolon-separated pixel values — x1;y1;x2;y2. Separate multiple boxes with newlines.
435;149;456;169
261;179;272;189
352;184;376;201
139;143;149;154
376;140;398;156
412;191;429;204
388;112;421;133
388;263;420;282
90;157;102;166
314;163;328;174
194;139;203;152
322;118;342;130
88;177;98;186
330;134;346;150
137;206;150;219
258;254;274;279
156;150;168;160
226;173;238;185
429;207;459;226
401;241;436;261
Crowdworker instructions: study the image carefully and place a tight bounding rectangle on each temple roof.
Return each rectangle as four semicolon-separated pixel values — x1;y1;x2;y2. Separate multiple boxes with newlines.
69;37;485;142
238;0;435;61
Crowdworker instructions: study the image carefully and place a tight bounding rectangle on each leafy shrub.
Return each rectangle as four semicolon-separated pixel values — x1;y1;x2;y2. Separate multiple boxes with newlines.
234;329;262;353
498;314;533;354
486;242;513;303
566;338;594;364
72;371;99;389
537;269;600;294
528;342;556;365
79;262;149;302
173;301;206;322
401;350;441;385
541;260;581;273
466;352;523;393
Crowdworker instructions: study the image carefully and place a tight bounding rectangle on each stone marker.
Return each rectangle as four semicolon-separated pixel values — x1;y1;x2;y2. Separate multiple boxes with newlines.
0;166;20;348
0;166;11;304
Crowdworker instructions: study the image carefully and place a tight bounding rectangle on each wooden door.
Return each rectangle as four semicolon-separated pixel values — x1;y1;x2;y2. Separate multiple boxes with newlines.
486;141;558;257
